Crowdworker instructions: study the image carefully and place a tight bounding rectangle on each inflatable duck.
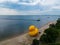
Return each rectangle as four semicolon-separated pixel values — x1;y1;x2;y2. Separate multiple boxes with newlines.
28;25;39;37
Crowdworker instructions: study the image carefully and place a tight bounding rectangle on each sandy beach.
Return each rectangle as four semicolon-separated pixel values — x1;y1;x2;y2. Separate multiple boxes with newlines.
0;21;56;45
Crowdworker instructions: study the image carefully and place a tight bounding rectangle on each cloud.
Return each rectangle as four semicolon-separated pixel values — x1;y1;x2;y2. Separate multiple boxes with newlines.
0;0;19;3
0;0;6;3
8;0;19;3
52;6;60;9
0;7;39;15
0;7;41;15
0;6;60;15
0;0;39;5
0;0;58;11
18;1;39;5
17;0;57;6
40;9;60;15
0;0;59;11
0;0;57;6
0;0;60;15
18;0;40;5
40;0;56;5
0;7;24;15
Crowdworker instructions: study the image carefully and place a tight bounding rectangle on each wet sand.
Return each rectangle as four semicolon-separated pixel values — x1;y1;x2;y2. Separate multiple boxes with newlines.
0;21;56;45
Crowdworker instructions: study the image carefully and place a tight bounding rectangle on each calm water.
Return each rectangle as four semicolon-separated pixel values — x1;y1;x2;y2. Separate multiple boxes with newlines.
0;15;60;41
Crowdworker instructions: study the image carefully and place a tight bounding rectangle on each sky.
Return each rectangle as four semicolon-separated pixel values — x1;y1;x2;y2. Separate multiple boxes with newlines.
0;0;60;15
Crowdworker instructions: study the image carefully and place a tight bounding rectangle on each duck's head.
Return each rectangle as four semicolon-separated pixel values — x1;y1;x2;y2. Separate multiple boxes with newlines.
29;25;35;31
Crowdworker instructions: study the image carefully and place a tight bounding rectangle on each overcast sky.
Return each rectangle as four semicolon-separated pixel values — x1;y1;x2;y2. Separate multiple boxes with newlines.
0;0;60;15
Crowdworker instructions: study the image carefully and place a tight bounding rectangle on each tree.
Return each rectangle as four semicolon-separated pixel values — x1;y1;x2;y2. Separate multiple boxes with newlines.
56;18;60;29
40;28;59;43
57;18;60;23
40;18;60;44
49;24;55;28
31;39;39;45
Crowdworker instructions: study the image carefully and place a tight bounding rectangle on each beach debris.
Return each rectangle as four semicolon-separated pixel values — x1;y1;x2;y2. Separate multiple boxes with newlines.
28;25;39;37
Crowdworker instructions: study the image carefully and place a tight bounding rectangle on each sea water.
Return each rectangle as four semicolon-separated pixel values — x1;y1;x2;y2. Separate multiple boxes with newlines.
0;15;60;41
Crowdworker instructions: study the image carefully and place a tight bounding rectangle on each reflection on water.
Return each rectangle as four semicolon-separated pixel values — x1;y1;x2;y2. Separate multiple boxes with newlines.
0;15;60;41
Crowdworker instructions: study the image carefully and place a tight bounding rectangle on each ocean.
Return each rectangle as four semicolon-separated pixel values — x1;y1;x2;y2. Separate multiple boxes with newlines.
0;15;60;41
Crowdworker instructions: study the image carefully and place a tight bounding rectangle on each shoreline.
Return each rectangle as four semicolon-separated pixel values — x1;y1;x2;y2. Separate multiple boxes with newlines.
0;21;56;45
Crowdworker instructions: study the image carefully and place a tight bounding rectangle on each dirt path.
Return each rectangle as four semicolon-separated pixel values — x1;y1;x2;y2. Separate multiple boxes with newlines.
0;21;56;45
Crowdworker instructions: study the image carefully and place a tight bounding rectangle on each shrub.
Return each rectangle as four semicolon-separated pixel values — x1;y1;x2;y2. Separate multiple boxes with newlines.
56;18;60;29
31;39;39;45
40;28;59;43
47;43;60;45
49;24;55;28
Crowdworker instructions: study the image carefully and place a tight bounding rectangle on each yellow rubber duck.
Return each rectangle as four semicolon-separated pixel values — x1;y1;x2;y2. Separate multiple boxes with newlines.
28;25;39;37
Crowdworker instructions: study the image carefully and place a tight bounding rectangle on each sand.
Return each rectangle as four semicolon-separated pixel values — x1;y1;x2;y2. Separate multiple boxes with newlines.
0;21;56;45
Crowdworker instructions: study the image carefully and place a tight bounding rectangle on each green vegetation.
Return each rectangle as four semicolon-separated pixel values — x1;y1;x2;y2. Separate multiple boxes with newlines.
40;28;59;43
56;18;60;29
40;18;60;44
47;43;60;45
31;39;39;45
31;18;60;45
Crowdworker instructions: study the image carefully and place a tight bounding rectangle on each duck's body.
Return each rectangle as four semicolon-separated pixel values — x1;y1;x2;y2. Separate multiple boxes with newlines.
28;25;39;37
